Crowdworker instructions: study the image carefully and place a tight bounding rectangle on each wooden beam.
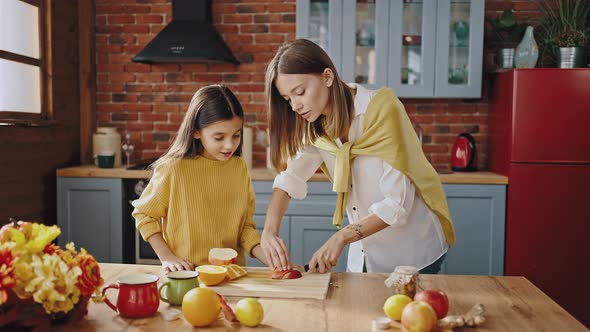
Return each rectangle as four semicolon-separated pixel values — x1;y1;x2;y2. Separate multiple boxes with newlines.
19;0;41;7
41;0;52;121
78;0;96;165
0;50;41;67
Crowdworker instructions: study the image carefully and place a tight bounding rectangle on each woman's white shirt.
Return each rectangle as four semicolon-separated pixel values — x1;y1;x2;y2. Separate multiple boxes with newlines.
273;84;448;272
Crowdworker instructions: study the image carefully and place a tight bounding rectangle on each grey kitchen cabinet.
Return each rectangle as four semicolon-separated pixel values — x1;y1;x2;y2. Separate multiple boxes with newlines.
57;177;123;263
253;180;506;275
296;0;484;98
441;184;506;276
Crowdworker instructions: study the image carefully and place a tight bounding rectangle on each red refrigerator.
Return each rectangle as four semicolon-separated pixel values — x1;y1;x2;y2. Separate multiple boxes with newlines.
490;68;590;327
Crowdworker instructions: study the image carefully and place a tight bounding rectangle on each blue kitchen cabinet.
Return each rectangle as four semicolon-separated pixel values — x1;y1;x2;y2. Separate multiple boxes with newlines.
253;180;506;275
442;184;506;276
57;177;124;263
290;216;349;272
245;216;290;267
55;176;506;274
253;181;349;272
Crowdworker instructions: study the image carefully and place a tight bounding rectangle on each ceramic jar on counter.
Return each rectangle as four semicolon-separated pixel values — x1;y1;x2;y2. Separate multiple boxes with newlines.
93;127;122;168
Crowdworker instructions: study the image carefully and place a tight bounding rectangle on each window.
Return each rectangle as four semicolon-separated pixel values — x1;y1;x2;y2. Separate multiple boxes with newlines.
0;0;48;124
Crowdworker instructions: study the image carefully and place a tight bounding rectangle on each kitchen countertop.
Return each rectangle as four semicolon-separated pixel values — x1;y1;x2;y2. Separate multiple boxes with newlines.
56;165;508;184
54;263;586;331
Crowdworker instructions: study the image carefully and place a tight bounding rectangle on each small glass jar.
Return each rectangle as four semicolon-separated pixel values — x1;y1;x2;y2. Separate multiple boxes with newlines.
384;266;419;298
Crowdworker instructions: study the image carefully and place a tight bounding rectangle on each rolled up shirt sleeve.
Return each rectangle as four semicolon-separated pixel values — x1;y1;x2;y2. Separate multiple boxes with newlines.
272;145;323;200
368;161;415;227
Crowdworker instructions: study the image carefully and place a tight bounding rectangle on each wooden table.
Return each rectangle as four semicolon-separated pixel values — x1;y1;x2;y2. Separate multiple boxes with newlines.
56;263;587;331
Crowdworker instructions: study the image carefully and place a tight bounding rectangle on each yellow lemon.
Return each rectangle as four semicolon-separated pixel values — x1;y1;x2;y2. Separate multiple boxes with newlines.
196;265;228;286
235;298;264;327
383;294;412;321
182;288;221;327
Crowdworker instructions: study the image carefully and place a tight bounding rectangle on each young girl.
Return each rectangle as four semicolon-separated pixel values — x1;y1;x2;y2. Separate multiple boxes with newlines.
261;39;455;274
132;84;267;272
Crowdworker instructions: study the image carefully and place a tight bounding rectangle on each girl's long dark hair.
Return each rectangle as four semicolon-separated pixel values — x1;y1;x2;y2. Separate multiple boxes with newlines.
265;39;354;171
151;84;243;169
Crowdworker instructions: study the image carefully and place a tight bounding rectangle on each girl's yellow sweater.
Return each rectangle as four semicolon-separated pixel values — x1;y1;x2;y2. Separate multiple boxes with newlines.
132;156;261;266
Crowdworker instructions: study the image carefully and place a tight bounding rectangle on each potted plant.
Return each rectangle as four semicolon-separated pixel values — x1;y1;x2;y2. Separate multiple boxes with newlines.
537;0;590;68
486;10;527;68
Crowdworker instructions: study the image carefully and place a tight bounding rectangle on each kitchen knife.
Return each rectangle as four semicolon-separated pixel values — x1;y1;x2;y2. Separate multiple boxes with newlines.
303;264;319;272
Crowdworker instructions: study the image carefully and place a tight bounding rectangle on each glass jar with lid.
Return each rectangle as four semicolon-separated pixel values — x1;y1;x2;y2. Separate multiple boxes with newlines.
384;265;420;298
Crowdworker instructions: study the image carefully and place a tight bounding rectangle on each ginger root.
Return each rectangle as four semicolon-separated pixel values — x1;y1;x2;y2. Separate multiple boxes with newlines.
437;303;486;329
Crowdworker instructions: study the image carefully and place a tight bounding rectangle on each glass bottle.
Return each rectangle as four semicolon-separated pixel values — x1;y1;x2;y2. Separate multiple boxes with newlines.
121;134;135;168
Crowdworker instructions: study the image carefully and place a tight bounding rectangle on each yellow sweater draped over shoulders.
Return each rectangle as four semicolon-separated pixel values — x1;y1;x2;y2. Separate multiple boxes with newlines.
313;88;455;246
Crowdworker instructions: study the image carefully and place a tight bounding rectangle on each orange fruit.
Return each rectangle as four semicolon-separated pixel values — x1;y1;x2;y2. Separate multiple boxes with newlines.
225;264;248;280
196;265;228;286
181;288;221;327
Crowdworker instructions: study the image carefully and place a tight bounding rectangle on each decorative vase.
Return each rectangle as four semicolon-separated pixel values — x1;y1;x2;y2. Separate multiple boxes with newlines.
514;26;538;68
557;47;585;68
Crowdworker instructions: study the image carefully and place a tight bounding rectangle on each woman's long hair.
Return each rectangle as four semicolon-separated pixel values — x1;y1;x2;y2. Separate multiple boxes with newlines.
151;84;243;169
265;39;354;171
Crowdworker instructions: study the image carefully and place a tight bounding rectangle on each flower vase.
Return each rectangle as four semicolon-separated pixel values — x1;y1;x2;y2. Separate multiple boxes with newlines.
514;26;538;68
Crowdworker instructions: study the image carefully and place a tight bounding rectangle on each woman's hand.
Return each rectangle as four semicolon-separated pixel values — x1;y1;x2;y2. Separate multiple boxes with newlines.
308;233;346;273
251;244;270;267
261;229;291;271
161;255;194;273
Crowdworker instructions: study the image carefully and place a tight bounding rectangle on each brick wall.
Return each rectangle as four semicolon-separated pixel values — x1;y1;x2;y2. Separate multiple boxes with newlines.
95;0;542;170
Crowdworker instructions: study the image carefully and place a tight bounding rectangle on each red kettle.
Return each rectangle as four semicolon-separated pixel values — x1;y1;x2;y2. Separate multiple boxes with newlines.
451;133;478;172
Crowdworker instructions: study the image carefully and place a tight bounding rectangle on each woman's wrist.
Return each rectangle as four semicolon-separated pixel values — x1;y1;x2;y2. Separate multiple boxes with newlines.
262;227;279;237
335;228;356;245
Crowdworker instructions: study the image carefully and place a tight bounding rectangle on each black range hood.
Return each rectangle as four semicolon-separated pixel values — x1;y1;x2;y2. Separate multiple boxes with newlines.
132;0;239;64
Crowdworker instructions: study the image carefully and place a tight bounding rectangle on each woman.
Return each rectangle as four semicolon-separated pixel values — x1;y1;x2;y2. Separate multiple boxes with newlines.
261;39;455;273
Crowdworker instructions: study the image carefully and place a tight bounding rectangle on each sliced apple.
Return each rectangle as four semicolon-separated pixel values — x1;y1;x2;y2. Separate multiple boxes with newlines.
208;248;238;266
217;293;239;322
271;268;302;280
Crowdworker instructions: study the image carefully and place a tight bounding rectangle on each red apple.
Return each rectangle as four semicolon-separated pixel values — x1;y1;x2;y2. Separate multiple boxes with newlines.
413;289;449;319
401;301;437;332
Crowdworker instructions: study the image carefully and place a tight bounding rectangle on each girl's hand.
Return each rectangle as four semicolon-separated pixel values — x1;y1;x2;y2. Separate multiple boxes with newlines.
161;255;194;273
261;230;291;271
308;233;346;273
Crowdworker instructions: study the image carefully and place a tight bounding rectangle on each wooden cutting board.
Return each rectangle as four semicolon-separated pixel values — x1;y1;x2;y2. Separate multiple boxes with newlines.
205;267;331;300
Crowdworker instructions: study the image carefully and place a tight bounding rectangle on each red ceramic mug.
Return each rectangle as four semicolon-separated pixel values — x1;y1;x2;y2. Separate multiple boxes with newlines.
102;273;160;318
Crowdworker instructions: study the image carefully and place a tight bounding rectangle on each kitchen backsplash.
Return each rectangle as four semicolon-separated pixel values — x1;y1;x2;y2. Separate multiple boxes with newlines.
95;0;541;170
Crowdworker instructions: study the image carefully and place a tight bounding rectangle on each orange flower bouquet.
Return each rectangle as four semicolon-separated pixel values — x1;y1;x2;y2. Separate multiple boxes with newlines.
0;220;104;331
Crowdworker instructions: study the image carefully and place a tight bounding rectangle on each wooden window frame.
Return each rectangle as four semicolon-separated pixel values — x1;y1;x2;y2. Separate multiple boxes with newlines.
0;0;55;127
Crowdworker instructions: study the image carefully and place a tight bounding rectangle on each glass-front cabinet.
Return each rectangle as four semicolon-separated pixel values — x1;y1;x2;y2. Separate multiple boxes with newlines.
434;0;484;97
296;0;484;98
296;0;343;74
